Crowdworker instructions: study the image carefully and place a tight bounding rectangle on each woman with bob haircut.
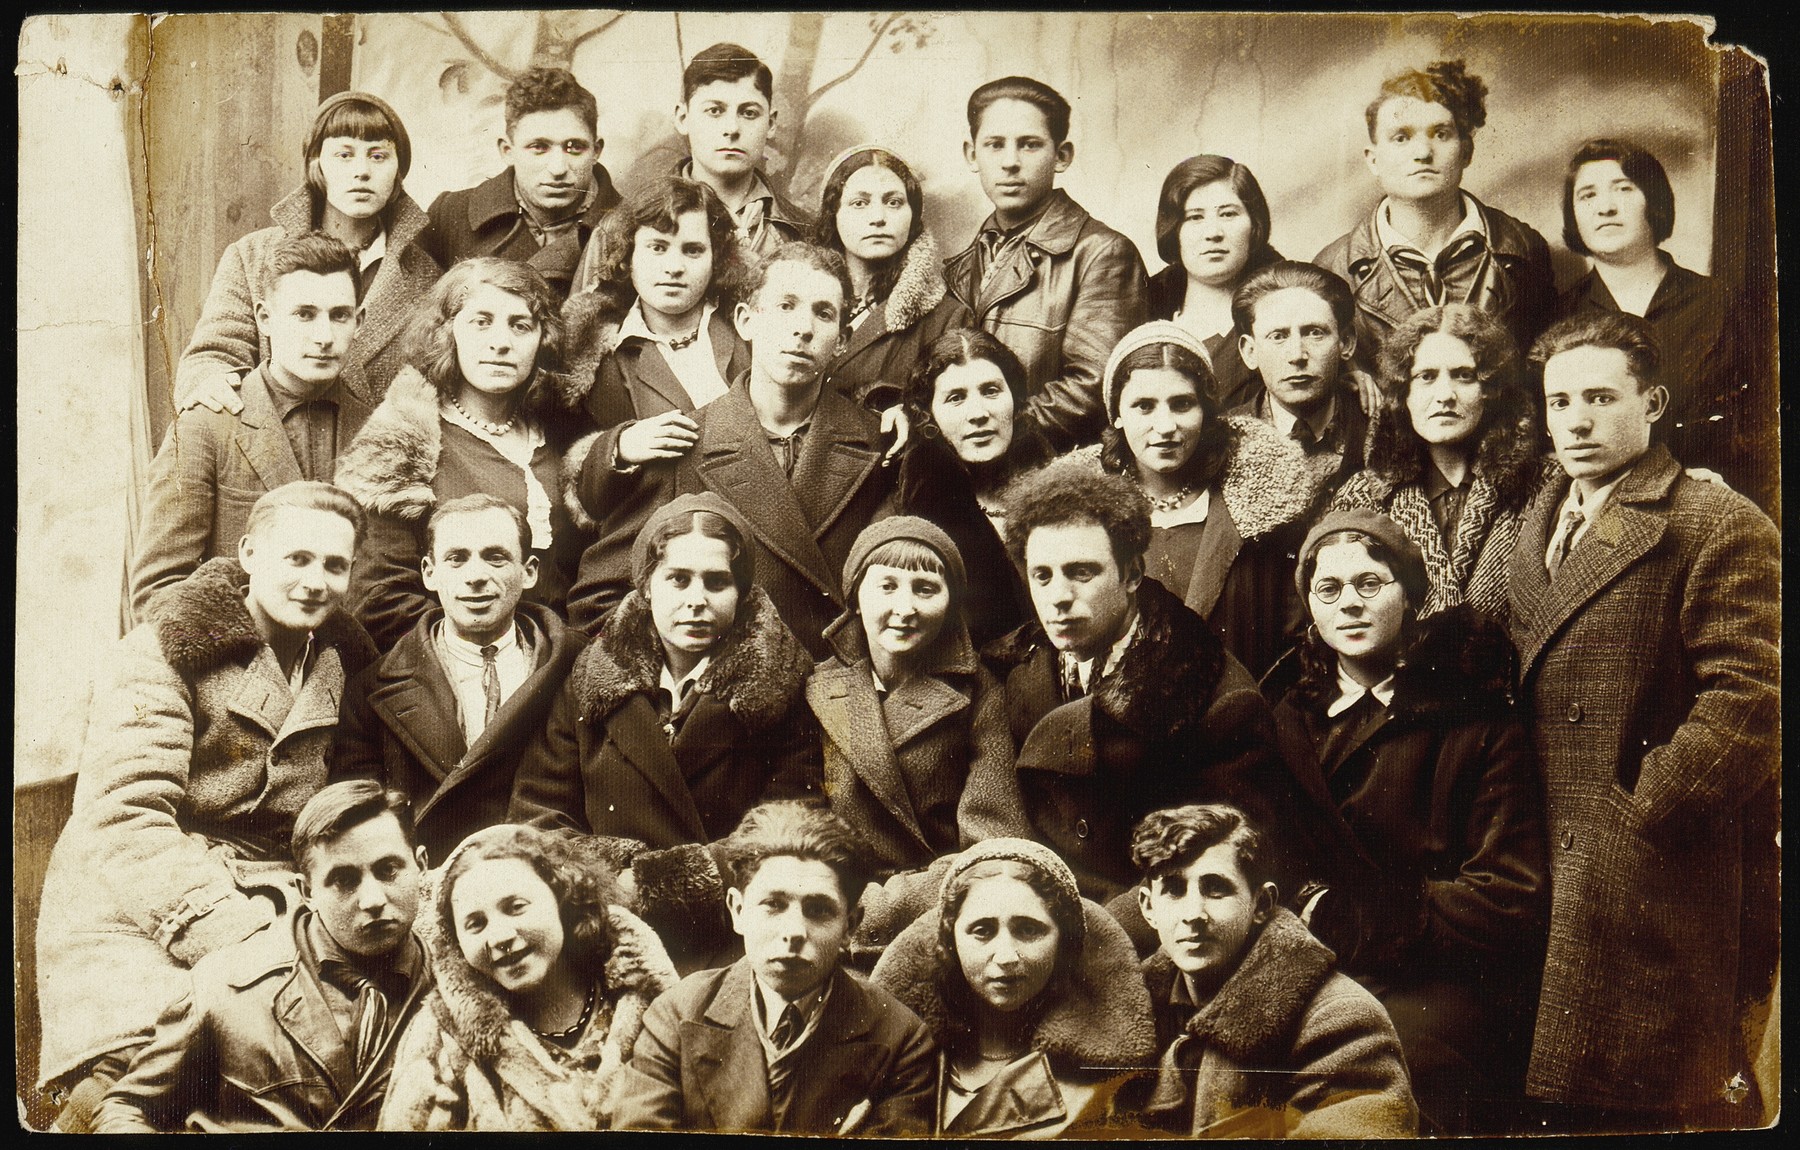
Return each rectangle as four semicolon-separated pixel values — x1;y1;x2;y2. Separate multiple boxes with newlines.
1147;155;1282;410
1264;510;1547;1134
561;175;750;470
380;823;679;1131
897;327;1051;647
336;257;593;648
813;146;957;414
871;838;1157;1137
1553;137;1736;477
177;91;441;411
1093;320;1341;679
1331;302;1551;624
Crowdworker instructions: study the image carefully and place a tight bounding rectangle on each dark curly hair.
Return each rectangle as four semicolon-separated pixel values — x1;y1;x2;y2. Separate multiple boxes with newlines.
740;241;854;331
931;858;1084;1048
813;148;926;308
1130;804;1272;893
717;801;874;909
586;175;744;320
1365;59;1489;163
1153;154;1280;277
1561;137;1676;256
1000;455;1152;572
505;66;598;137
405;257;566;423
903;328;1052;491
1099;338;1233;494
439;824;619;991
1529;311;1661;395
1369;303;1540;514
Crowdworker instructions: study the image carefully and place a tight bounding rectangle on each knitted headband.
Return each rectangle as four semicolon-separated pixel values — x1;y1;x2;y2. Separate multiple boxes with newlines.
840;515;967;607
1100;320;1214;419
941;837;1082;922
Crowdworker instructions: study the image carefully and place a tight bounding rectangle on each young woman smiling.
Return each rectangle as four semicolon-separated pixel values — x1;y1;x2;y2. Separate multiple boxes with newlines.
336;258;593;649
380;824;678;1130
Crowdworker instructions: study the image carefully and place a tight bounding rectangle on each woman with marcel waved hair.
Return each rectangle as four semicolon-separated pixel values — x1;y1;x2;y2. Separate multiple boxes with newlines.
1331;302;1553;624
1553;137;1737;479
814;146;957;414
380;824;678;1130
871;839;1156;1136
336;257;594;649
1146;155;1282;410
177;91;441;412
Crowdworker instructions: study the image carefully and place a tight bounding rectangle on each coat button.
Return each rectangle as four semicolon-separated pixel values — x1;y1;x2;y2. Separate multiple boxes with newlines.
1566;703;1583;722
1560;829;1575;849
1074;819;1089;839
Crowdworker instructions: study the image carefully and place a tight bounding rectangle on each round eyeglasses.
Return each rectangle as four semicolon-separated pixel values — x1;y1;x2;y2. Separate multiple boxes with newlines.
1309;575;1396;604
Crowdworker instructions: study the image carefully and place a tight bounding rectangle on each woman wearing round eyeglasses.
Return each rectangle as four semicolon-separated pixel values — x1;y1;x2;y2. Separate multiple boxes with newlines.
1265;509;1547;1136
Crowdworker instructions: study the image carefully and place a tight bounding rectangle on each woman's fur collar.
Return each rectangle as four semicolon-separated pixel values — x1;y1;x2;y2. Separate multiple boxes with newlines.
148;556;377;678
333;365;441;520
875;900;1157;1066
880;231;945;334
1144;908;1335;1064
557;290;621;409
424;848;678;1065
572;586;811;731
1280;604;1517;718
1219;414;1347;541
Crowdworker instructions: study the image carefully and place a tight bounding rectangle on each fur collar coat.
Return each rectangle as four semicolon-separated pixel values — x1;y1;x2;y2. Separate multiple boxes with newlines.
379;842;679;1131
872;899;1157;1136
1141;908;1417;1138
822;231;954;410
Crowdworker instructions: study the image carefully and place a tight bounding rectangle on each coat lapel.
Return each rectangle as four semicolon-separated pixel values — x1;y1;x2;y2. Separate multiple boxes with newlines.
274;964;354;1099
943;1050;1066;1136
808;663;929;850
691;962;775;1131
367;633;467;782
883;674;971;747
784;969;881;1133
695;391;840;600
613;695;712;841
1183;495;1244;617
277;648;346;745
622;340;695;415
789;390;884;541
832;304;893;370
233;372;307;492
228;647;296;739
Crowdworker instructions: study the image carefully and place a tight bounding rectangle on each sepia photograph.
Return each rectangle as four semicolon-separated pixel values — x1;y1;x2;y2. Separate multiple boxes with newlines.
15;9;1779;1135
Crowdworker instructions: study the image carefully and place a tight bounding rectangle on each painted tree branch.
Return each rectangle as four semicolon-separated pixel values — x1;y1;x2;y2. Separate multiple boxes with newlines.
441;12;518;80
566;11;627;53
807;12;902;106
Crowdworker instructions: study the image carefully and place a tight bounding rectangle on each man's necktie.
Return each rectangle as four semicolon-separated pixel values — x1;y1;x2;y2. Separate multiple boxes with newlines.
324;962;391;1079
1548;508;1586;578
480;644;501;726
771;1001;802;1051
1290;419;1319;452
1059;656;1086;702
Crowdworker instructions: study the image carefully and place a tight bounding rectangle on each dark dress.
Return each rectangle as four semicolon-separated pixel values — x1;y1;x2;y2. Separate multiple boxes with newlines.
1147;265;1263;411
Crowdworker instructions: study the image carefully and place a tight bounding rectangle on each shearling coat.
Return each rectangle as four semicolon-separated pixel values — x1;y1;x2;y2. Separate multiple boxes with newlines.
128;364;377;621
872;899;1158;1137
1507;445;1781;1118
334;366;594;650
380;889;677;1131
944;189;1151;451
566;382;898;655
1332;459;1560;625
969;577;1312;903
173;185;440;405
332;603;588;864
1314;196;1556;375
821;231;956;411
509;586;820;848
1140;909;1417;1138
612;958;939;1135
808;613;1015;876
35;558;378;1086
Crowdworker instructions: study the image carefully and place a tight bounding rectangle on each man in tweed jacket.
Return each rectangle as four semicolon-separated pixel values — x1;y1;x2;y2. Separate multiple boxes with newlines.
1509;313;1779;1131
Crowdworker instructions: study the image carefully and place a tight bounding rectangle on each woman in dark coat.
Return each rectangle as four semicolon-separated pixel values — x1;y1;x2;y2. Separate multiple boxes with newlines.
177;91;439;410
1553;138;1739;479
1266;509;1548;1135
1144;155;1281;411
814;146;957;413
509;492;819;849
1094;321;1342;679
1331;303;1552;624
871;839;1157;1137
807;518;1015;878
335;258;594;649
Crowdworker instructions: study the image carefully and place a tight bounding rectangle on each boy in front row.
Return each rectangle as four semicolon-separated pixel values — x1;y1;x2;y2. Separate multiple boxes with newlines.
613;801;937;1135
943;75;1148;452
1131;804;1416;1138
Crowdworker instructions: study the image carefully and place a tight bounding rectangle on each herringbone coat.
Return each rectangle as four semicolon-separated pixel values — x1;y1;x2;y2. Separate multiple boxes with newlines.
1507;444;1780;1118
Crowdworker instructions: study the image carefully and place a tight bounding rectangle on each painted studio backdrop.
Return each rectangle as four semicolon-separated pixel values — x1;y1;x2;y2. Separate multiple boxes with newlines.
11;12;1776;1121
